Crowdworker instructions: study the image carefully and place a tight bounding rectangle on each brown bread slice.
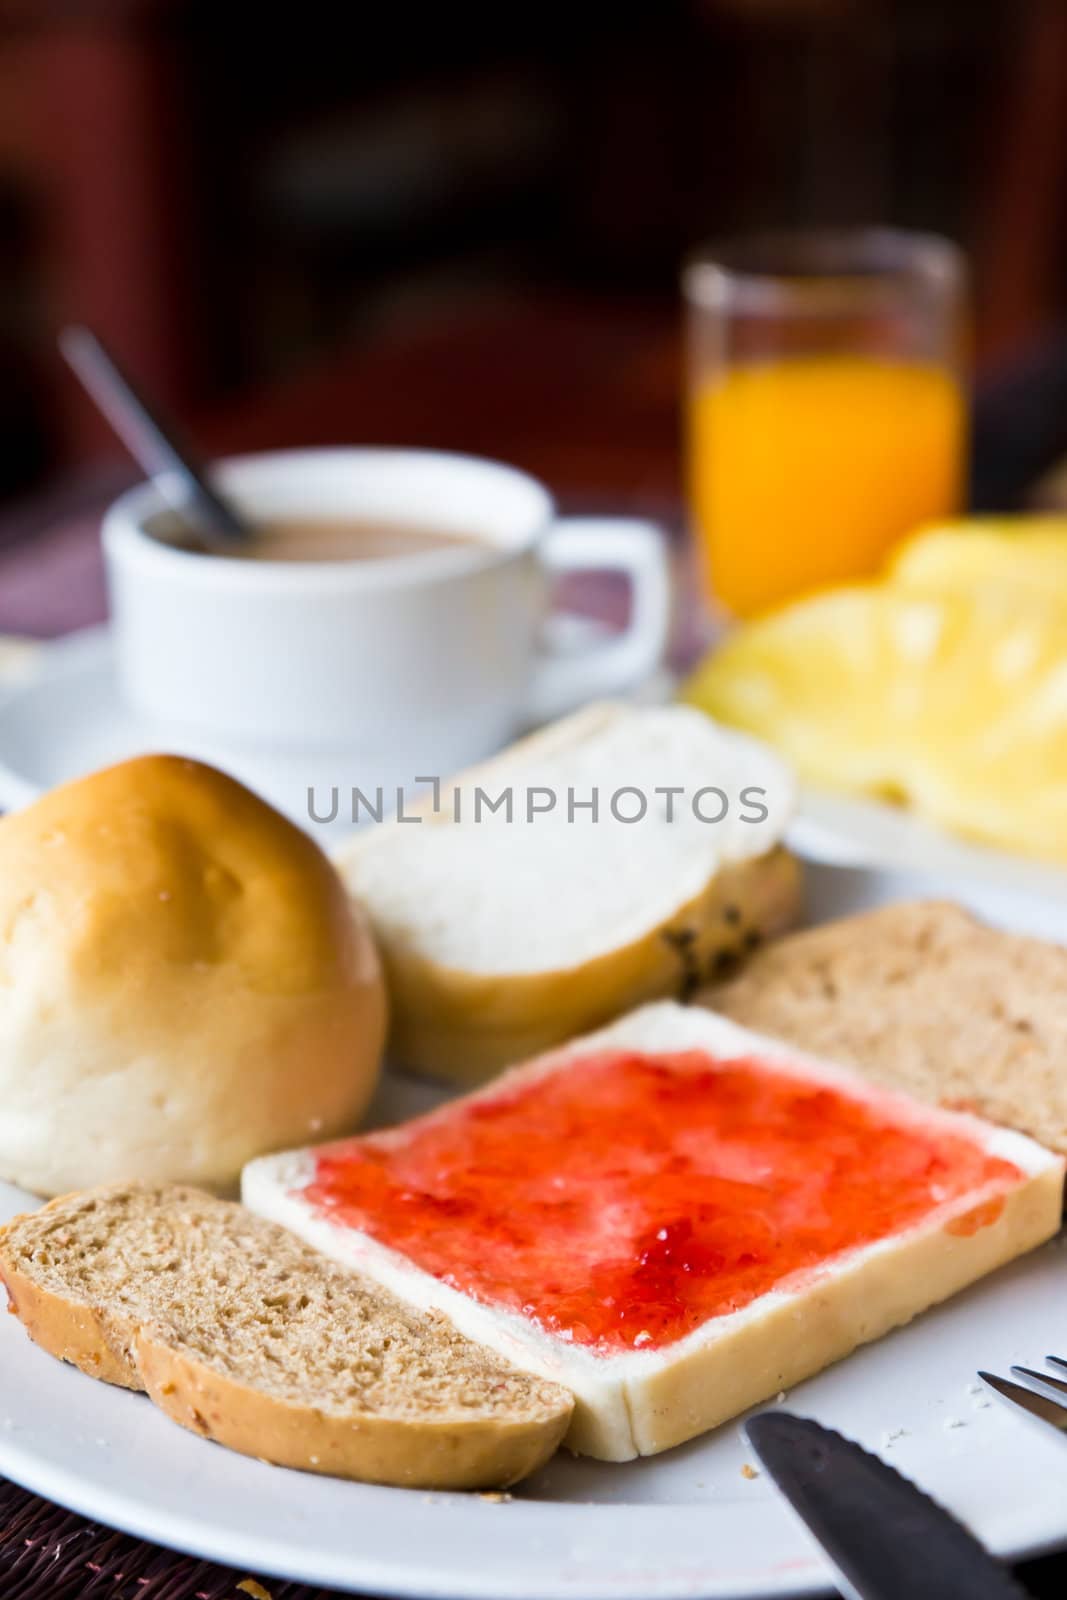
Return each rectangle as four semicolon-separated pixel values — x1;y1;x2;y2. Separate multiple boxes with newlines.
708;899;1067;1155
0;1184;573;1490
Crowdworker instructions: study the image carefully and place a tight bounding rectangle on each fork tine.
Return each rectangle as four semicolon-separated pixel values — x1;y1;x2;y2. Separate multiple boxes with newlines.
1045;1355;1067;1373
978;1370;1067;1431
1012;1364;1067;1398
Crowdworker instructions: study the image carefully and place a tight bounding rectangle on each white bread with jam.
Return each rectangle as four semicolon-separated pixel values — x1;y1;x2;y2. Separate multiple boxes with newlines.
244;1002;1063;1460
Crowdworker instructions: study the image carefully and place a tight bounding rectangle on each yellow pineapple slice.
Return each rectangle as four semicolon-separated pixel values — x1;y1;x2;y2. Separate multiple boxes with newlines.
889;517;1067;598
682;585;1067;863
682;587;949;803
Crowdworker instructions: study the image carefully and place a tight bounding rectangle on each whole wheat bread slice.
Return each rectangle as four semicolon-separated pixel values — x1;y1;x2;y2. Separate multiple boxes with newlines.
708;900;1067;1155
0;1184;572;1489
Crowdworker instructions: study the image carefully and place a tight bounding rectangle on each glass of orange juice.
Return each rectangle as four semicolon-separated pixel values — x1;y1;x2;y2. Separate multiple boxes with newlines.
683;230;968;619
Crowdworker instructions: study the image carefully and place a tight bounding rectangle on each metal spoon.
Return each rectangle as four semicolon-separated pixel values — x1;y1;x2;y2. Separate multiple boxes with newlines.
59;324;250;548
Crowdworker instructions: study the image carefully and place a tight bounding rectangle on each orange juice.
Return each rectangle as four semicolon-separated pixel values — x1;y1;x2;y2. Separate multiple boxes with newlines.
689;356;966;617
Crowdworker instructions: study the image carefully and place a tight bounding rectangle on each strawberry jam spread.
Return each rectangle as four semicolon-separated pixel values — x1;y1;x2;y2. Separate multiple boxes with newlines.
301;1049;1021;1355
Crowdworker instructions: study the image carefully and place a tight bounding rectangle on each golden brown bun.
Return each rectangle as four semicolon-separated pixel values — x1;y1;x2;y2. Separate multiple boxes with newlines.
0;756;386;1195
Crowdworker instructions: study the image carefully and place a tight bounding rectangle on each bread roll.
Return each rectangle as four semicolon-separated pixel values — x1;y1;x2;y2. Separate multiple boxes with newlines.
0;755;386;1195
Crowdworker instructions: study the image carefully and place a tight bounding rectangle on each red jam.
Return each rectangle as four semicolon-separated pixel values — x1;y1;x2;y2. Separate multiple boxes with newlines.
301;1049;1022;1355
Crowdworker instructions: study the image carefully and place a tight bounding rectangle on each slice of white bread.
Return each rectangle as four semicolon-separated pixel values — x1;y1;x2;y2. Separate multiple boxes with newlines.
708;900;1067;1156
332;703;801;1083
0;1184;572;1489
244;1002;1064;1461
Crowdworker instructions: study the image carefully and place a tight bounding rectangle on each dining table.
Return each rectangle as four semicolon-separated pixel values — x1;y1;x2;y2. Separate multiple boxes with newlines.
0;292;1065;1600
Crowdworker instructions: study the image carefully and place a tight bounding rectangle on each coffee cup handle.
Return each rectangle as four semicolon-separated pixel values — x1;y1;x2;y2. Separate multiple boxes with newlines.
525;517;671;725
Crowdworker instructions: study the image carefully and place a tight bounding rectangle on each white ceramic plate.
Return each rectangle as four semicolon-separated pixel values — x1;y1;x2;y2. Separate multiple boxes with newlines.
789;787;1067;901
1;859;1066;1598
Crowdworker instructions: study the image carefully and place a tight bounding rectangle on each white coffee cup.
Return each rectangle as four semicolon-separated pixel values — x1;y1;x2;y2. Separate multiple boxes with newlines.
102;448;671;813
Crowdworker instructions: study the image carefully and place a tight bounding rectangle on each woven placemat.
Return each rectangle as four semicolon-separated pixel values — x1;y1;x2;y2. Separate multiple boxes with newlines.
0;1474;349;1600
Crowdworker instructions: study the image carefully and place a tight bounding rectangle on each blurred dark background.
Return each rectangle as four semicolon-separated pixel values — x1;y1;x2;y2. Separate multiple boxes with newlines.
2;0;1067;540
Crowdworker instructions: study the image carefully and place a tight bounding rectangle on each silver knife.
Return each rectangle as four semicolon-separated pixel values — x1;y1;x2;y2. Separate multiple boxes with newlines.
744;1411;1029;1600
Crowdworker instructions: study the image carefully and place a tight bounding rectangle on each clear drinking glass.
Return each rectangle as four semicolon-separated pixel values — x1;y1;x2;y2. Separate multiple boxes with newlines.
683;229;968;619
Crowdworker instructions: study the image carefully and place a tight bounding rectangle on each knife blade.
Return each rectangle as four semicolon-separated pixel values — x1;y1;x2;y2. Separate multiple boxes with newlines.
744;1411;1029;1600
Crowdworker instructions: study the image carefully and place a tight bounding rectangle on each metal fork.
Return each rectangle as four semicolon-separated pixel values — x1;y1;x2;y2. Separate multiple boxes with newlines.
979;1356;1067;1431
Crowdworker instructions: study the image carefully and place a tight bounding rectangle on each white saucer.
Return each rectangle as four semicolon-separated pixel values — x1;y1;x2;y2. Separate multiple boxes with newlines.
0;625;675;834
0;627;331;827
4;628;1067;901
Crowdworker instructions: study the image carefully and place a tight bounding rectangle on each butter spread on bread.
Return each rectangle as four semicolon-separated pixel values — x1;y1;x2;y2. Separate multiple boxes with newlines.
333;704;800;1083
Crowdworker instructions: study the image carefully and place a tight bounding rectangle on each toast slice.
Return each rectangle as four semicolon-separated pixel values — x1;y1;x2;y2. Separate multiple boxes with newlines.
0;1184;572;1489
708;899;1067;1155
244;1002;1064;1461
332;703;800;1083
